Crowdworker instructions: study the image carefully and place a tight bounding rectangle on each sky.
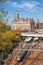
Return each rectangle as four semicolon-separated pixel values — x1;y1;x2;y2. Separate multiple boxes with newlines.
0;0;43;25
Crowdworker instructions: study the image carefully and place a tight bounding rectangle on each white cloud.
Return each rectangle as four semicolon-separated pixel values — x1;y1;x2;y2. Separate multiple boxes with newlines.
4;1;40;12
12;1;40;9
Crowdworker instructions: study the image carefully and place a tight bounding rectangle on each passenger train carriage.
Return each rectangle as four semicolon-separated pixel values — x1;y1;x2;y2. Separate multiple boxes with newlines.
16;45;30;61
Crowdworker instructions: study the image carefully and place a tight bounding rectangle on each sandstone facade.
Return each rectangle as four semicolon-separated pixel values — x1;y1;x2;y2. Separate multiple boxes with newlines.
12;12;35;31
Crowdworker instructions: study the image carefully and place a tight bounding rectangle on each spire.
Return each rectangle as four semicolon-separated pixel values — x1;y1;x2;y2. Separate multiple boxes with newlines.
37;19;39;23
15;10;18;15
14;11;19;22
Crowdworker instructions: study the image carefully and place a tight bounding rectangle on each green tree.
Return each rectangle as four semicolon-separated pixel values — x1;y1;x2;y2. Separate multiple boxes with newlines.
0;0;10;25
0;20;11;32
0;32;13;51
5;25;11;32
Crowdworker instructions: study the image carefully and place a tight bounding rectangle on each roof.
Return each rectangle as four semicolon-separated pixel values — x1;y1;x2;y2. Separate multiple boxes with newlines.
25;37;32;42
33;37;39;40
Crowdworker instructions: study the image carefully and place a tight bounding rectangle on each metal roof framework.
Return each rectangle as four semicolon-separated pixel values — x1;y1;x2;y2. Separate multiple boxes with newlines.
21;33;43;37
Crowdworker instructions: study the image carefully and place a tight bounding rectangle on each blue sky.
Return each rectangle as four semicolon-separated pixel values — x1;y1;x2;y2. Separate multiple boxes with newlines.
0;0;43;25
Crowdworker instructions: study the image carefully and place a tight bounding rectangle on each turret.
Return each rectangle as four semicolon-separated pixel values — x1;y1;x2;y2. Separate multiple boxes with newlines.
14;11;19;22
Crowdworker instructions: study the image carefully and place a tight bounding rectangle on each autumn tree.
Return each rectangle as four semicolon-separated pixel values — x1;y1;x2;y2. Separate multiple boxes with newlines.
0;20;11;32
0;31;21;51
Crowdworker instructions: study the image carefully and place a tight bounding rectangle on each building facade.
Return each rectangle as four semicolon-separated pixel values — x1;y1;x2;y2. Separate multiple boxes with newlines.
12;12;35;31
36;22;43;29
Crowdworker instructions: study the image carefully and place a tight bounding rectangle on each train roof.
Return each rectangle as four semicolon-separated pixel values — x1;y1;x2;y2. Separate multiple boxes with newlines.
25;37;32;42
17;45;28;57
18;50;25;57
33;37;39;40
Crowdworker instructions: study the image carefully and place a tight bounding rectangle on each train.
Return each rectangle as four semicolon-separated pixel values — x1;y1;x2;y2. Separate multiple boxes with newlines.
25;37;33;43
24;37;33;43
33;37;39;42
16;45;30;61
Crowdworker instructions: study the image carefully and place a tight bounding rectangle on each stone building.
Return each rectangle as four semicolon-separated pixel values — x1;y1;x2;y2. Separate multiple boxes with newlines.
36;22;43;29
12;12;35;32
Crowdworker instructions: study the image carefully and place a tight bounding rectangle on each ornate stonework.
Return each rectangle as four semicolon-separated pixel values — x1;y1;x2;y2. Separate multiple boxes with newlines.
12;12;35;31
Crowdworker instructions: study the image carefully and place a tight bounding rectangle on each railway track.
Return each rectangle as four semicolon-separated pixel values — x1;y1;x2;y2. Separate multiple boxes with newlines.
20;42;39;65
39;52;43;60
29;52;43;65
20;52;43;65
20;51;31;65
14;61;20;65
14;41;43;65
39;60;43;65
14;51;31;65
32;54;43;65
33;60;42;65
29;52;40;65
24;41;42;65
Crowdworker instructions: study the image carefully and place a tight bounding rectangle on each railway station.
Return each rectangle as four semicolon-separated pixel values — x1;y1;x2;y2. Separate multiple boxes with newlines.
1;2;43;65
3;32;43;65
10;36;43;65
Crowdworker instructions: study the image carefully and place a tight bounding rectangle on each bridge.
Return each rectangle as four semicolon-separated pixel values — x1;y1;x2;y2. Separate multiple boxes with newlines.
36;29;43;32
21;33;43;37
14;49;43;52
